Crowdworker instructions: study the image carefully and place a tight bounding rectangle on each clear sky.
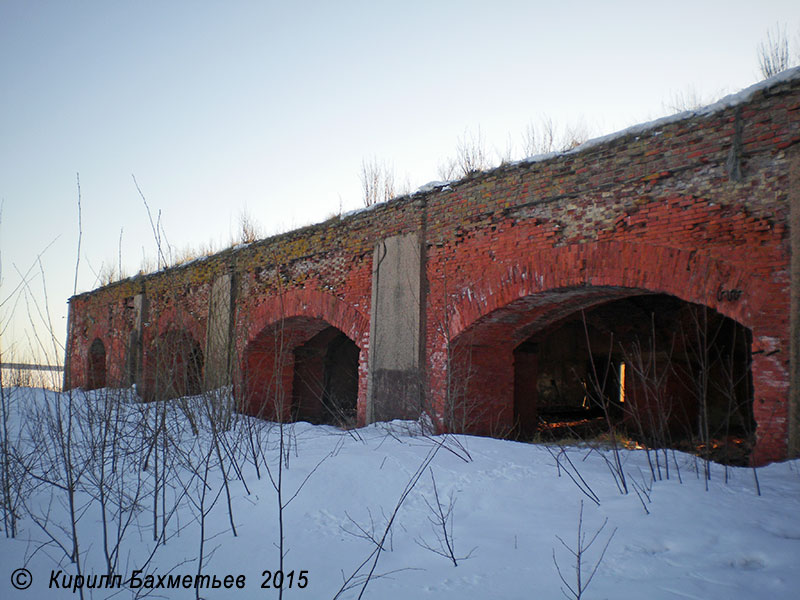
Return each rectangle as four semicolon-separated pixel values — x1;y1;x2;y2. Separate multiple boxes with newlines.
1;0;798;366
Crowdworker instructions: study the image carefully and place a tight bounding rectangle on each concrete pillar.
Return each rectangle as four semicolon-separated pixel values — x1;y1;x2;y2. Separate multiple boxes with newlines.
367;233;425;422
127;292;148;390
204;272;235;390
789;146;800;458
62;300;74;390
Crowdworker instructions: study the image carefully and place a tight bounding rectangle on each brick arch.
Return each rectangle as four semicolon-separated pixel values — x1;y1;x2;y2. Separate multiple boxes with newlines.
238;289;370;424
152;306;205;344
86;337;107;390
80;324;118;388
436;241;787;464
240;288;370;351
143;308;206;401
64;77;799;463
445;241;770;342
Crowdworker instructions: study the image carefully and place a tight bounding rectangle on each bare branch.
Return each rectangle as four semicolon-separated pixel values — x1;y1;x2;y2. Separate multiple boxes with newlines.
552;500;616;600
359;157;396;207
758;23;792;79
73;173;82;296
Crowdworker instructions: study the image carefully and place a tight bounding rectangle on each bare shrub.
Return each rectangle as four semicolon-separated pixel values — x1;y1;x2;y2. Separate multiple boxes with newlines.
133;173;168;270
559;119;590;151
496;134;517;166
758;23;792;79
438;126;492;180
522;118;558;156
552;500;616;600
360;157;396;207
334;438;451;599
664;85;708;113
544;445;601;507
238;208;263;244
580;313;627;495
521;117;590;157
0;382;26;539
414;468;475;566
618;315;677;483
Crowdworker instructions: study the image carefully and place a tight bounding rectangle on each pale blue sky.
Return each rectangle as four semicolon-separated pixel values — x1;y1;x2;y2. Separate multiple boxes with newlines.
1;0;798;364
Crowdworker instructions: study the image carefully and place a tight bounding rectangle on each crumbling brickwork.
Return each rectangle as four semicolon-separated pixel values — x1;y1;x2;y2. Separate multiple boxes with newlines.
66;70;800;464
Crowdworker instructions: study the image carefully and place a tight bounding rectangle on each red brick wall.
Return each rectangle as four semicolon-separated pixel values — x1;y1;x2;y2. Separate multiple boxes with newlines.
66;282;141;390
235;288;372;423
66;73;800;463
420;75;798;463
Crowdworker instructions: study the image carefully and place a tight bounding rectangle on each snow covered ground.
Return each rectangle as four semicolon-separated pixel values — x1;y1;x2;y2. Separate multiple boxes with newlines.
0;386;798;599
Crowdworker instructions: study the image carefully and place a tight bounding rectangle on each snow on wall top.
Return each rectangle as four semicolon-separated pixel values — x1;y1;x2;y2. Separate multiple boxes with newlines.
535;65;800;165
78;68;800;292
394;66;800;199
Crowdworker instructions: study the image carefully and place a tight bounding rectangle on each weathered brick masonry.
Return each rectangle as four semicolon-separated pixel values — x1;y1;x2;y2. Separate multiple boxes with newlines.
66;69;800;464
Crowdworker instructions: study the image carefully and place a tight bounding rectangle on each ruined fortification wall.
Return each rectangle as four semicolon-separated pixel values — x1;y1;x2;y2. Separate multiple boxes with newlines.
66;69;800;463
421;72;798;462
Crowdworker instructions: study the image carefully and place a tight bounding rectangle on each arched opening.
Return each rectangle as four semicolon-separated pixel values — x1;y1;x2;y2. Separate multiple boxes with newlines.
87;338;106;390
293;327;360;426
448;290;755;464
243;317;360;427
152;329;204;401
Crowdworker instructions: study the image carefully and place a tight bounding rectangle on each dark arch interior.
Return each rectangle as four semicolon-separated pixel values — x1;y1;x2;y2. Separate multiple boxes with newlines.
446;290;755;465
512;294;754;464
293;326;360;427
153;330;204;400
243;319;360;428
87;338;106;390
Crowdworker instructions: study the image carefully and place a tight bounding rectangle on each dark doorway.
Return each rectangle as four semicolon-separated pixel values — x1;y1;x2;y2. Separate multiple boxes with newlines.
87;338;106;390
242;319;360;428
512;294;754;464
293;326;360;427
153;330;204;400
